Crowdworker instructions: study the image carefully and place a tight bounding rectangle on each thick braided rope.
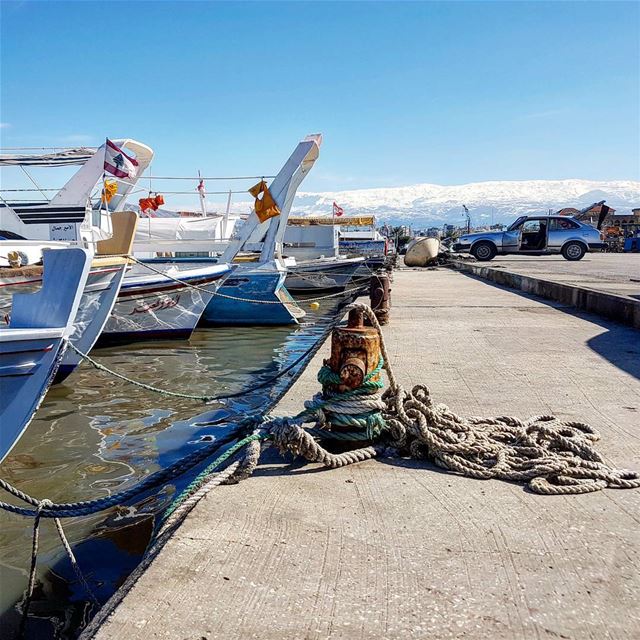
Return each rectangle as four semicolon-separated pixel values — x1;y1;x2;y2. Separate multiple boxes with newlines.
0;423;260;518
341;302;640;495
157;461;241;536
269;418;380;468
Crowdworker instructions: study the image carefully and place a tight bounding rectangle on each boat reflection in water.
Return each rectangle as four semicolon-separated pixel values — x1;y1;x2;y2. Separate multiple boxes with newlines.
0;294;350;639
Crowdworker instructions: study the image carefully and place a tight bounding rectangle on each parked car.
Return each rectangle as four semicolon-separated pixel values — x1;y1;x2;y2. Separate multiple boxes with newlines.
453;215;606;261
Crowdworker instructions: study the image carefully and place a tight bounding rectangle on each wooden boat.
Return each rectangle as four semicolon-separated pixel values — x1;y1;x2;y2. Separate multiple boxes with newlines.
0;247;91;462
136;135;323;325
99;261;232;344
284;256;366;293
1;139;233;346
0;211;139;380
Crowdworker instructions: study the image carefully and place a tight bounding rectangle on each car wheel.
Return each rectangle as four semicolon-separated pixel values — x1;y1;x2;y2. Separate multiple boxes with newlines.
561;241;586;261
471;241;497;261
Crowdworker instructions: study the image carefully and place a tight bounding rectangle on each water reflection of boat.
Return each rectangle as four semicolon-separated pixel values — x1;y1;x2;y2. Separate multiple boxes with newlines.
0;247;91;462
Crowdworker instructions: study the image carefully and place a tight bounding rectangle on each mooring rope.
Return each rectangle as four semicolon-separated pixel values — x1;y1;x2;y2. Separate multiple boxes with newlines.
125;255;369;305
4;302;640;633
162;303;640;504
68;340;322;404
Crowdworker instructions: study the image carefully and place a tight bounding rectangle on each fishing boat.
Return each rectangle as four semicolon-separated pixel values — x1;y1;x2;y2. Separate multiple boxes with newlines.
280;221;367;293
0;247;91;462
1;139;234;346
283;256;366;293
0;211;140;380
98;260;232;344
133;135;323;325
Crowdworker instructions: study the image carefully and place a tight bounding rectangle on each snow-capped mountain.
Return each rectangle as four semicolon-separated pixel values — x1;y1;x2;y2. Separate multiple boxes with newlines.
292;179;640;227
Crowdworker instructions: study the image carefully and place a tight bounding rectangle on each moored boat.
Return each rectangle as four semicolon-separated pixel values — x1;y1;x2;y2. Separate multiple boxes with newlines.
134;134;323;325
99;261;232;344
0;247;91;462
1;139;234;346
284;256;366;293
0;211;140;381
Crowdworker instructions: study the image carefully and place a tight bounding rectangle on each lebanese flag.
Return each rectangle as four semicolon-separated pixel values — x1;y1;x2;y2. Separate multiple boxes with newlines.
104;138;139;179
333;201;344;217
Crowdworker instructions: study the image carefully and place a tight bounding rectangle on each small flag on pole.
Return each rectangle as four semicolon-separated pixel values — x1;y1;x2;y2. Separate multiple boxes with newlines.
196;175;207;217
333;201;344;217
104;139;139;179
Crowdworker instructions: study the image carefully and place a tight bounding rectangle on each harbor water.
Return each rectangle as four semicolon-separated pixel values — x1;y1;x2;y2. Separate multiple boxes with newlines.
0;296;350;639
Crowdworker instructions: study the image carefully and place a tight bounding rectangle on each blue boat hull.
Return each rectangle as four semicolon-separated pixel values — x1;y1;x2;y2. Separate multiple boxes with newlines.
0;335;65;461
202;270;302;326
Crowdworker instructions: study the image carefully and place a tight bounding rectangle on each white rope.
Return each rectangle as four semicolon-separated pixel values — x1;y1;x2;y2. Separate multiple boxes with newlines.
126;255;369;305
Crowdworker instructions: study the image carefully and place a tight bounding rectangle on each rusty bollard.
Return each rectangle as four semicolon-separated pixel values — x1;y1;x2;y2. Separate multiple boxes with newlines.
322;308;382;438
369;272;391;325
326;308;381;392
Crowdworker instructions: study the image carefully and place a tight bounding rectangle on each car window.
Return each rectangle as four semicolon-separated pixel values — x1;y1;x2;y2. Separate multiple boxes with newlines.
507;216;527;231
550;217;579;231
522;219;541;233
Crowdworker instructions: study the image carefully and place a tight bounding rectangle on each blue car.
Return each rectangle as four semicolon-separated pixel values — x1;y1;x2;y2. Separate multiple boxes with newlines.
453;215;606;261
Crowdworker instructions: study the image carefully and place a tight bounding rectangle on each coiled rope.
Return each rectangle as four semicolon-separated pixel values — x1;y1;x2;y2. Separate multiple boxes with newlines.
4;303;639;633
164;303;640;502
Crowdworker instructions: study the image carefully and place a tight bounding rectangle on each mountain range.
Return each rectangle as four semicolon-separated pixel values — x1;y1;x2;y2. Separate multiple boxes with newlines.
292;179;640;228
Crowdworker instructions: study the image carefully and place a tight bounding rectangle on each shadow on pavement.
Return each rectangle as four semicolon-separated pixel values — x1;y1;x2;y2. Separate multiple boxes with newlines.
462;274;640;381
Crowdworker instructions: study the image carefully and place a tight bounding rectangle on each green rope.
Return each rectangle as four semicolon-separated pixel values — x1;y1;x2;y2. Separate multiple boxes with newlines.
160;358;387;524
316;354;385;388
313;355;387;440
160;432;271;524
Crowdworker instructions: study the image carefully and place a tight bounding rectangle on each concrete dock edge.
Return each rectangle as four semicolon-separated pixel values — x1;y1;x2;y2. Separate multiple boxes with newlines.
449;260;640;329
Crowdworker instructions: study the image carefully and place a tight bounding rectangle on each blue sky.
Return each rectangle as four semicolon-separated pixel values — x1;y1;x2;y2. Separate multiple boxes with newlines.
1;0;638;198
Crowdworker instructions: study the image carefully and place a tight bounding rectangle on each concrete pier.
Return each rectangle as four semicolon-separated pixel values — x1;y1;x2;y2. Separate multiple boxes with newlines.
90;268;640;640
450;254;640;328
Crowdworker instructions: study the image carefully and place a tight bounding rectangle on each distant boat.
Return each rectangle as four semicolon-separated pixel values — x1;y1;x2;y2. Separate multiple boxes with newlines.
0;247;91;462
284;256;366;293
281;219;367;293
286;215;388;270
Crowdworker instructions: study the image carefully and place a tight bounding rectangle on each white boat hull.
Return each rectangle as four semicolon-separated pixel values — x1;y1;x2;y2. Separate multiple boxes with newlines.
0;263;128;381
98;263;231;344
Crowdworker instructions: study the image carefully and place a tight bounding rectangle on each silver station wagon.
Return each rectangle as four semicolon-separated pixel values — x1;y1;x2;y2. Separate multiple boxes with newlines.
453;215;606;261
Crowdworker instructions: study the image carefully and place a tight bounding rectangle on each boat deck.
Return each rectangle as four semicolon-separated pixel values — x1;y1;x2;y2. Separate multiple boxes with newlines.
89;268;640;640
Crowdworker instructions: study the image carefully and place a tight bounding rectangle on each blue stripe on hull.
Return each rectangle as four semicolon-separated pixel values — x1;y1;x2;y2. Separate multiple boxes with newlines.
201;271;298;326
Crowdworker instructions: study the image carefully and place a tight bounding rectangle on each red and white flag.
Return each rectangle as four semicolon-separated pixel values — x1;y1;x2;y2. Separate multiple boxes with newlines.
333;201;344;217
196;178;206;197
104;138;139;179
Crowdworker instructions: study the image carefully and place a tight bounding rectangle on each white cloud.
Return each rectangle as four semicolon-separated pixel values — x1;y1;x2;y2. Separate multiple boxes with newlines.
0;122;10;129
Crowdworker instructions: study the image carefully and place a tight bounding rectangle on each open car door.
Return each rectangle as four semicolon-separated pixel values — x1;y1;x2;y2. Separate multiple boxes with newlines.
502;216;526;252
